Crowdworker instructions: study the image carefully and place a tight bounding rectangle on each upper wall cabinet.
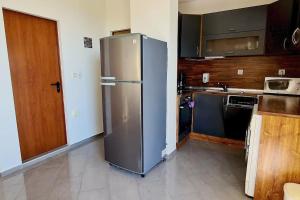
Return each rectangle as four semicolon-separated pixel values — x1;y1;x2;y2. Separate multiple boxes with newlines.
203;6;267;36
178;14;202;58
178;0;300;58
202;6;267;57
204;31;266;57
266;0;300;55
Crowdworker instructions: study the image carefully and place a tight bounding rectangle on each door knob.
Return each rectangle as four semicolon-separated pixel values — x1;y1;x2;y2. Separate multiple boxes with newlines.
50;81;61;93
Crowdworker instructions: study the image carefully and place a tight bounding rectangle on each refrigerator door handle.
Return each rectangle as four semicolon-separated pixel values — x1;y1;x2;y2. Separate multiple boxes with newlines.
101;82;116;86
101;77;116;80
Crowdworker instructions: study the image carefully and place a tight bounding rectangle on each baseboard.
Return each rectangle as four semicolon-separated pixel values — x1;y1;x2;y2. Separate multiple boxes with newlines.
176;136;189;149
0;165;24;178
189;132;245;149
0;133;103;177
165;148;177;160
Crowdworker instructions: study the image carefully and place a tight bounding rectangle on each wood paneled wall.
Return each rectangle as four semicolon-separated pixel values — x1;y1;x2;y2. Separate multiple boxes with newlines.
178;55;300;89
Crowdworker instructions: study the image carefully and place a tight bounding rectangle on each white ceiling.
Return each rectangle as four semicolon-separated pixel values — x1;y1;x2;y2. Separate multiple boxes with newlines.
179;0;278;14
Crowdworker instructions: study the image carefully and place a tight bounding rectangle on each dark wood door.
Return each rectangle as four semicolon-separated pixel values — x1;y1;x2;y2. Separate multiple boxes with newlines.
3;9;67;161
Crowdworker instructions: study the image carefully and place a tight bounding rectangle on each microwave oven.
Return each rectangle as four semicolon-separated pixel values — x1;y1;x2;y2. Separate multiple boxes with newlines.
264;77;300;95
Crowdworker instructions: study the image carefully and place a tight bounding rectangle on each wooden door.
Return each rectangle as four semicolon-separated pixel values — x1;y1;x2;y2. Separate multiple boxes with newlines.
112;29;131;36
3;9;67;161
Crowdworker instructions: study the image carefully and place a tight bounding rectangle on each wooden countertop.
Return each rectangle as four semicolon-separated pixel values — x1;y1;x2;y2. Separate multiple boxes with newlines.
258;95;300;118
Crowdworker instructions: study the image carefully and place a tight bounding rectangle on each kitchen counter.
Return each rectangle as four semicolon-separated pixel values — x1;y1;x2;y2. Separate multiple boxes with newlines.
180;89;300;118
191;90;259;96
181;87;262;97
258;95;300;118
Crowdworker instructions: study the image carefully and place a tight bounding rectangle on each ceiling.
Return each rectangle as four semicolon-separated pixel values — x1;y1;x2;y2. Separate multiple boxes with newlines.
179;0;278;14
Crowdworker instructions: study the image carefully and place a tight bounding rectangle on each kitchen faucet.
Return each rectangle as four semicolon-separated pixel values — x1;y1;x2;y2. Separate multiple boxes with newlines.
217;82;228;92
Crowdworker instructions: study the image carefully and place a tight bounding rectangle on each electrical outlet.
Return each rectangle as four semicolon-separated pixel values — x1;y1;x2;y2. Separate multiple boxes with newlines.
237;69;244;76
278;69;286;76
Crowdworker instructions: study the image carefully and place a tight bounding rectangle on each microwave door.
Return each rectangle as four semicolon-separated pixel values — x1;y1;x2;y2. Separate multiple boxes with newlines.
267;79;290;90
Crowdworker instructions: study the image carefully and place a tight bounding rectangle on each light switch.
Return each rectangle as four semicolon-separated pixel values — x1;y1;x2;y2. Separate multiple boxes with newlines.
73;72;82;79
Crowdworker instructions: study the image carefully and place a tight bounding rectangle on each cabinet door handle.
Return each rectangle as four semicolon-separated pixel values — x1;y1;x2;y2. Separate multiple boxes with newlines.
228;28;236;32
292;27;300;46
196;46;200;56
225;51;234;55
283;37;288;50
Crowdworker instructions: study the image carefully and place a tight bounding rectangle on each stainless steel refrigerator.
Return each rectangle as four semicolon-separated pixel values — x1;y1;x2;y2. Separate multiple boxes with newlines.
100;33;167;176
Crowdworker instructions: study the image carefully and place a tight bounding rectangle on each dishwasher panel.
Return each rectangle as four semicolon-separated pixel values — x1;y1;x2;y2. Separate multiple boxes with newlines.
223;95;258;141
223;105;253;140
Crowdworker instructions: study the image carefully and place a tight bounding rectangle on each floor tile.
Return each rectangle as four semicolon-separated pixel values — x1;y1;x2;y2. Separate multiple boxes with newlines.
78;188;110;200
0;138;250;200
81;166;108;191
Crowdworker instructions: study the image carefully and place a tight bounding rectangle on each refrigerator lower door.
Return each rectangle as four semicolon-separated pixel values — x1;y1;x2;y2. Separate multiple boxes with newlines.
102;81;143;174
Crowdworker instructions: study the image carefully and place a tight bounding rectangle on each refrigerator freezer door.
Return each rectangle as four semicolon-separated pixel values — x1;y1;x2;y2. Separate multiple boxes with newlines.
102;82;143;173
101;34;142;81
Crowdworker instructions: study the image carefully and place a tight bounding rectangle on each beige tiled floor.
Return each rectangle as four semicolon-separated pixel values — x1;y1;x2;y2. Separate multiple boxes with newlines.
0;138;251;200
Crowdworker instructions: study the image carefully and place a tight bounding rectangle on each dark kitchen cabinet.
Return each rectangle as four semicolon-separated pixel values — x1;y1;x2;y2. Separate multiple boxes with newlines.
178;1;300;57
193;94;226;137
202;5;267;56
266;0;300;55
203;6;267;36
178;14;201;58
203;30;266;57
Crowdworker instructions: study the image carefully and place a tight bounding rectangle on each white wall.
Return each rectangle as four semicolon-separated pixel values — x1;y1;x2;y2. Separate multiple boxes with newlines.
130;0;178;155
179;0;277;14
105;0;131;35
0;0;106;173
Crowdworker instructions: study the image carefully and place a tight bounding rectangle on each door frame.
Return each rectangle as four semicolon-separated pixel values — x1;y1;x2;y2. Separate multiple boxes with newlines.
2;8;69;160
